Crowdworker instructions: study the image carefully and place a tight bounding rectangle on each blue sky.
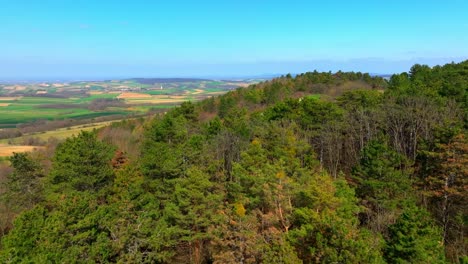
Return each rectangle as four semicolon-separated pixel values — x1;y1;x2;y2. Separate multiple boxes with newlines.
0;0;467;79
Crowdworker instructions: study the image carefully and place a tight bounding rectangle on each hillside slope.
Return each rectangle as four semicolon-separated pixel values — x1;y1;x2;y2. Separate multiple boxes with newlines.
0;61;467;263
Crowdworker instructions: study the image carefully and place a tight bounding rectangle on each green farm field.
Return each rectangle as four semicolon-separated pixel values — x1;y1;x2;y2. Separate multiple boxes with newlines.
0;94;131;128
0;120;114;145
0;78;260;128
0;78;262;155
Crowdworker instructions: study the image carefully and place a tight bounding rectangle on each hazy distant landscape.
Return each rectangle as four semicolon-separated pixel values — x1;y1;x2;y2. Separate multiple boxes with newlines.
0;78;261;128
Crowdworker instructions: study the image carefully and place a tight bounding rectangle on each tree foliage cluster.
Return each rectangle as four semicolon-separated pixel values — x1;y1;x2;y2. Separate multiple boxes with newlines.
0;61;467;263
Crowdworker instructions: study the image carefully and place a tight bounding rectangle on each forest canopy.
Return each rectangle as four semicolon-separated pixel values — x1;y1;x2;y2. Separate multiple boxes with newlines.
0;60;467;263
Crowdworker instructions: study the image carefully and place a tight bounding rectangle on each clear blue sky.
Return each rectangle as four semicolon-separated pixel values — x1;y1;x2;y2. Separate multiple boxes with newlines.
0;0;467;80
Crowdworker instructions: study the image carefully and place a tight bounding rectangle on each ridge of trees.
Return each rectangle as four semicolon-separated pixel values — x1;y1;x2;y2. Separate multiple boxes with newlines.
0;60;467;263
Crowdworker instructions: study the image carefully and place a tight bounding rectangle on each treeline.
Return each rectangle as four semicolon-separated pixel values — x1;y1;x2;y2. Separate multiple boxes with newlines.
0;61;466;263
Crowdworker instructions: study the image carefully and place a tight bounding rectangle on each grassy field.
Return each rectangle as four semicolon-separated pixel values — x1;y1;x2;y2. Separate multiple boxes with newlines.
0;94;169;128
0;78;263;157
0;79;260;128
0;120;122;158
0;94;126;127
0;120;115;145
0;145;44;157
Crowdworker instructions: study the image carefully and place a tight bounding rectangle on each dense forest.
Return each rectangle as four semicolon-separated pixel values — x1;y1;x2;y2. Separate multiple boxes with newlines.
0;61;467;263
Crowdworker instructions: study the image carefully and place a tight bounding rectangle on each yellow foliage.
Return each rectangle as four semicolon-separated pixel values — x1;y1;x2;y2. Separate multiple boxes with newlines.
234;202;246;217
251;138;261;146
276;170;286;179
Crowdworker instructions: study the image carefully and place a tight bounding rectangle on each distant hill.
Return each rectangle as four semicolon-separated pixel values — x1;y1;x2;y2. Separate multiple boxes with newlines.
129;78;213;84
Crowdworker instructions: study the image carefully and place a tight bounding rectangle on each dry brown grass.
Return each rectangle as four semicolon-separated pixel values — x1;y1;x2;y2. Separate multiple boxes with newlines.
0;145;44;157
230;82;250;87
122;94;190;104
0;120;115;145
0;103;10;107
326;81;372;97
204;92;226;95
118;92;152;99
0;97;21;101
14;86;26;91
126;98;186;104
152;95;185;99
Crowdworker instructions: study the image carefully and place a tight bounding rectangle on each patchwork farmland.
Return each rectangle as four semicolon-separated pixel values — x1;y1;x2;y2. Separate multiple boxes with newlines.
0;78;261;128
0;78;262;156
